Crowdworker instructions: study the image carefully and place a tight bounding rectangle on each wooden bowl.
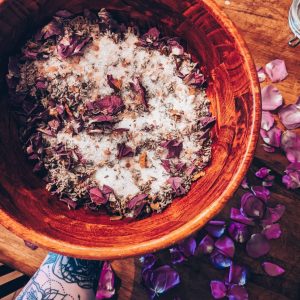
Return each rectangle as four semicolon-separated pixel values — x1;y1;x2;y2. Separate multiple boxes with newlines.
0;0;261;259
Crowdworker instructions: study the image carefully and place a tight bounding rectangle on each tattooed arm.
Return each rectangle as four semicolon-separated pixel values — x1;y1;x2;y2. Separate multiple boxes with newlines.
16;252;101;300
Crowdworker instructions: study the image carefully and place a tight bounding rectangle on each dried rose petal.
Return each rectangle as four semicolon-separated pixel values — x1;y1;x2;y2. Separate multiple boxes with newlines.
167;177;186;196
107;74;122;92
197;234;215;254
89;187;107;205
278;98;300;130
24;240;38;250
228;222;250;243
246;233;270;258
281;131;300;163
251;186;270;202
257;66;266;83
241;178;249;189
227;263;247;286
240;192;265;219
262;262;285;277
261;204;286;226
161;160;171;172
96;261;115;300
185;165;196;176
60;197;78;209
262;223;282;240
170;247;186;264
261;85;283;111
210;249;232;269
161;139;183;159
57;35;91;59
282;162;300;189
175;162;186;172
255;167;271;179
140;254;157;271
215;236;235;258
117;143;134;159
183;71;205;87
265;59;288;83
128;194;148;210
261;111;275;131
178;236;197;257
210;280;227;299
143;27;160;43
94;95;124;116
131;78;147;108
168;40;184;56
260;127;282;148
41;20;63;39
199;116;216;129
227;284;248;300
205;220;226;238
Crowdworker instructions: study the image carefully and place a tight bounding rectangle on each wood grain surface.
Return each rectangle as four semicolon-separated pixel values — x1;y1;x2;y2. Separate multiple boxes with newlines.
0;0;300;299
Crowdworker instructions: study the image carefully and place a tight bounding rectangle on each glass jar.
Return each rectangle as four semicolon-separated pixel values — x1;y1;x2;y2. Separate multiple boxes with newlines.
289;0;300;47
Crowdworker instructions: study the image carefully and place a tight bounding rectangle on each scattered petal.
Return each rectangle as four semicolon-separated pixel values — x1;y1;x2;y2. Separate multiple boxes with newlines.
168;39;184;56
262;262;285;277
227;263;247;286
230;208;255;226
262;144;276;153
260;127;282;148
261;85;283;111
215;236;235;258
228;222;250;243
282;162;300;189
131;78;147;108
205;220;226;238
161;139;183;159
89;187;107;205
167;177;186;196
261;204;286;226
281;131;300;163
241;178;249;189
257;67;266;83
246;233;270;258
210;249;232;269
227;284;248;300
265;59;288;83
197;234;215;254
140;254;157;271
178;236;197;257
107;74;122;91
170;247;186;264
262;223;282;240
240;192;265;219
161;160;171;172
279;100;300;130
96;261;115;300
93;95;124;115
255;167;271;179
117;143;134;159
251;186;270;202
127;194;148;210
210;280;227;299
261;111;275;131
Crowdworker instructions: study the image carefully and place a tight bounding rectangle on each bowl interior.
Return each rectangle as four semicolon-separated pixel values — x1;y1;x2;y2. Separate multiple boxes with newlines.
0;0;260;259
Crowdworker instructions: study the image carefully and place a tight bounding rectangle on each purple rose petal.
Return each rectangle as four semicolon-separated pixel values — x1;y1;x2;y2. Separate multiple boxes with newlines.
94;95;124;116
170;247;186;264
251;186;270;202
96;261;115;300
265;59;288;83
227;284;249;300
215;236;235;258
260;127;282;148
205;220;226;238
210;249;232;269
117;143;134;159
89;187;107;205
240;192;265;219
130;78;148;109
210;280;227;299
161;139;183;159
262;262;285;277
262;223;282;240
255;167;271;179
261;85;283;111
246;233;270;258
197;234;215;254
261;204;286;226
241;178;249;189
262;144;276;153
140;254;157;271
128;194;148;210
278;98;300;130
41;20;63;39
261;111;275;131
143;27;160;43
228;222;250;243
281;131;300;163
282;162;300;189
167;177;186;196
161;160;171;172
227;263;247;286
230;208;255;226
178;236;197;257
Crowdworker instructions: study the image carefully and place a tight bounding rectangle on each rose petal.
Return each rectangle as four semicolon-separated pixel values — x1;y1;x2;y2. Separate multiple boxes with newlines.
262;144;276;153
161;139;183;159
205;220;226;238
169;247;186;264
227;284;249;300
241;177;249;189
140;254;157;271
228;222;250;243
178;236;197;257
257;67;266;83
230;208;255;226
227;263;247;286
24;240;38;250
107;74;122;92
167;177;186;196
246;233;270;258
143;27;160;43
281;131;300;163
41;20;63;39
255;167;271;179
262;262;285;277
128;194;148;210
161;160;171;172
251;186;270;202
265;59;288;83
210;280;227;299
93;95;124;115
261;111;275;131
261;204;286;226
260;127;282;148
262;223;282;240
96;261;115;300
279;102;300;130
130;78;147;108
117;143;134;159
215;236;235;258
282;162;300;189
89;187;107;205
261;85;283;111
197;234;215;254
210;249;232;269
168;39;184;56
240;192;265;219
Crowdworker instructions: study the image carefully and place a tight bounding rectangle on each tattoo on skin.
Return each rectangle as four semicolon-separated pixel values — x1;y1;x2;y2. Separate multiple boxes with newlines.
17;253;101;300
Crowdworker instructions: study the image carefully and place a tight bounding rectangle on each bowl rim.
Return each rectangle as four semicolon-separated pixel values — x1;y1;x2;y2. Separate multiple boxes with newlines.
0;0;261;259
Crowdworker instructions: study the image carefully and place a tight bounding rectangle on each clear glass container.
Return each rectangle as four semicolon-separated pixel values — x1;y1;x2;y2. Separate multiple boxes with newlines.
289;0;300;47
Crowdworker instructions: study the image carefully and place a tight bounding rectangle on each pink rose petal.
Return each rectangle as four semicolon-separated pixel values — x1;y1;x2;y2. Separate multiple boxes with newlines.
228;222;250;243
265;59;288;83
246;233;270;258
260;127;282;148
281;131;300;163
278;98;300;129
251;186;270;202
261;204;286;226
262;223;282;240
261;85;283;111
210;280;227;299
262;262;285;277
257;66;266;83
241;177;249;189
261;111;275;131
255;167;271;179
230;208;255;226
282;162;300;189
262;144;276;153
240;192;266;219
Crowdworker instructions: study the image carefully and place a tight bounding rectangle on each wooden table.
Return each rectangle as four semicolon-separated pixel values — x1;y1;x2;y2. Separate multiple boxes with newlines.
1;0;300;299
